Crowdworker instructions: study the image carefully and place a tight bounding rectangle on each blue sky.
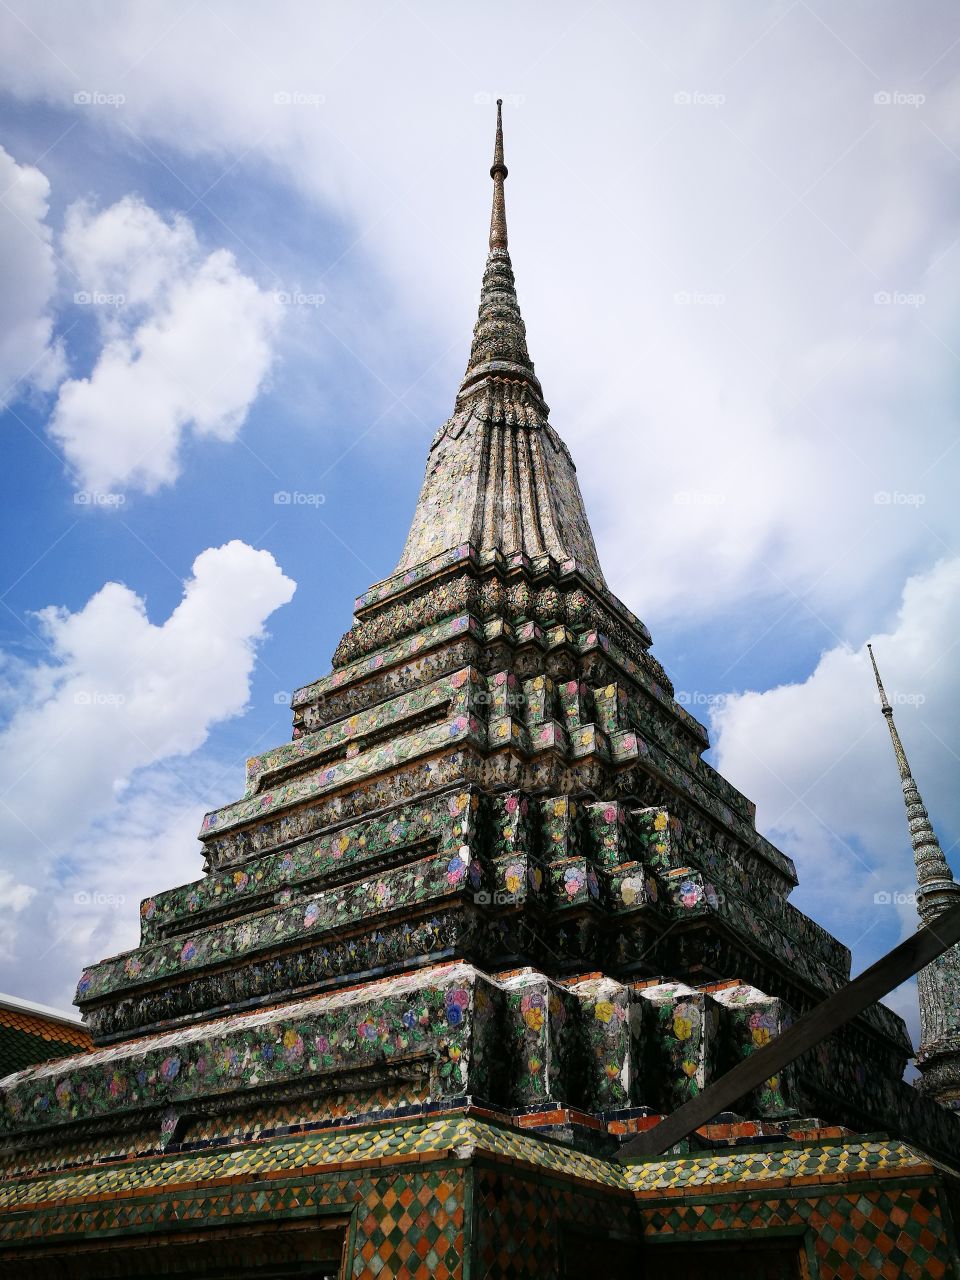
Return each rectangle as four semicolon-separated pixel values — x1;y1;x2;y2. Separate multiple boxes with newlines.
0;3;958;1055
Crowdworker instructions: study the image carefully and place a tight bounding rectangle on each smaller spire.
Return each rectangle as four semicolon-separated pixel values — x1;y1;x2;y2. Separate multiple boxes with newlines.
868;644;958;921
489;98;508;250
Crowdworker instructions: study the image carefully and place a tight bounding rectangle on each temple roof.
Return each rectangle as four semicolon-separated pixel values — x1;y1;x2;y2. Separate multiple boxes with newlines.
0;992;92;1079
395;101;607;587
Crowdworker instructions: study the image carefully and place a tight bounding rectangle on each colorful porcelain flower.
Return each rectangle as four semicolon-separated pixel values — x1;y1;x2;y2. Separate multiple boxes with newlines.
620;877;643;906
679;881;701;908
595;1000;615;1024
673;1014;694;1041
160;1056;181;1082
504;864;522;894
282;1030;304;1063
564;867;584;897
523;1006;544;1032
180;940;197;963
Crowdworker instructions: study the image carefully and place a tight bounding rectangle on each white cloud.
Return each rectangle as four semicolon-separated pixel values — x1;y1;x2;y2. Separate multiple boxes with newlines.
0;871;35;916
1;770;220;1008
710;555;960;1046
0;539;295;852
51;196;283;493
0;539;295;1003
0;144;64;406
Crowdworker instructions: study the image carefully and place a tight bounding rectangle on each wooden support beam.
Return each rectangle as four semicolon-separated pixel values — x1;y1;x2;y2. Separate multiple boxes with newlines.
618;901;960;1161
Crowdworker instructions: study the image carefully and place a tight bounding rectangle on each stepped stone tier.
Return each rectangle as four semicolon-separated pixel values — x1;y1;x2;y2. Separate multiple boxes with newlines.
3;103;960;1278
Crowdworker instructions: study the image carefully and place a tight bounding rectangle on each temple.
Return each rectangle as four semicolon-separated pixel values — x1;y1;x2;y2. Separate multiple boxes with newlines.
2;102;960;1279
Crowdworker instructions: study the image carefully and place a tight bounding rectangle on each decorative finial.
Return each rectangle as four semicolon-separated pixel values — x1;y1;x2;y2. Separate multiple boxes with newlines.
868;643;908;779
867;643;892;713
489;98;508;251
868;652;960;1108
868;643;958;921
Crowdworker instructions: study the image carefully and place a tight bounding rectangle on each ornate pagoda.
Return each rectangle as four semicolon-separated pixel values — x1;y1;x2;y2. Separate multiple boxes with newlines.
2;103;960;1280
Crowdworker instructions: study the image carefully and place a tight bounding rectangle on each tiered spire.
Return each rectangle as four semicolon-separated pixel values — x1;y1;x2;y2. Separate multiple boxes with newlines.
868;644;960;1107
867;645;959;921
394;100;606;585
456;98;544;408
